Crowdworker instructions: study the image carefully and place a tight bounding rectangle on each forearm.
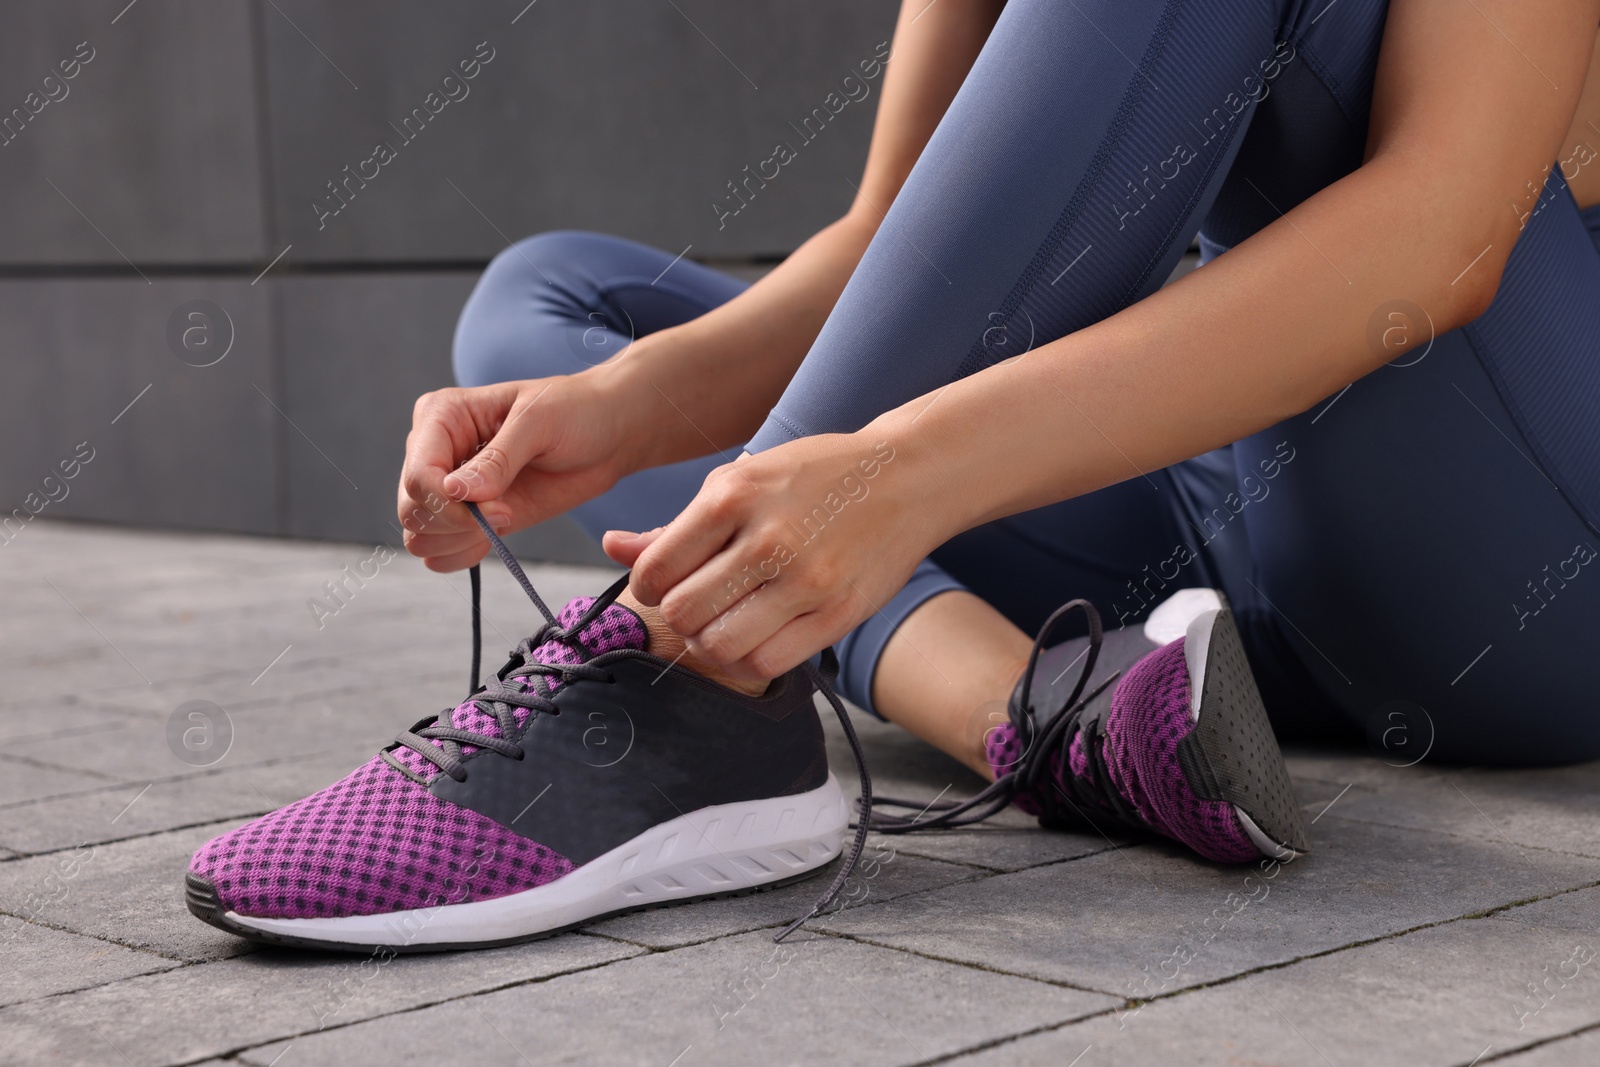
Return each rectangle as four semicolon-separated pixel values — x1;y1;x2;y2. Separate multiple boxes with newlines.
597;210;879;473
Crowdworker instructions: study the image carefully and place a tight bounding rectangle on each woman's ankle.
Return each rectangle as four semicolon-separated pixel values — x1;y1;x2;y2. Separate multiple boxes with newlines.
616;588;770;697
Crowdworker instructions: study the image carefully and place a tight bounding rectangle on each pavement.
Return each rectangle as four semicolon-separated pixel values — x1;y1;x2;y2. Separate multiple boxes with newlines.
2;519;1598;1067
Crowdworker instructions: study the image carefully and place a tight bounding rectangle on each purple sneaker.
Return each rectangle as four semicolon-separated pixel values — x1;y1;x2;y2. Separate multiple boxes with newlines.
186;559;855;952
875;590;1309;863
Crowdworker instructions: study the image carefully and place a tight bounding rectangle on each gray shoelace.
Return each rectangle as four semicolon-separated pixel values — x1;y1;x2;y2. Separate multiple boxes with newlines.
865;598;1136;834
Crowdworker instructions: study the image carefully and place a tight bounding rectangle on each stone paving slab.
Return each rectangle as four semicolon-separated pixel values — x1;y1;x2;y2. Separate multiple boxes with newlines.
817;814;1600;995
1317;764;1600;861
8;520;1600;1066
0;933;641;1067
590;851;982;949
945;888;1600;1067
0;750;365;856
231;931;1117;1067
0;822;259;963
0;755;123;809
0;921;177;1008
0;701;144;744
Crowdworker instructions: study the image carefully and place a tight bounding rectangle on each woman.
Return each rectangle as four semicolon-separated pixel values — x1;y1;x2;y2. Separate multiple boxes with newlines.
184;0;1600;950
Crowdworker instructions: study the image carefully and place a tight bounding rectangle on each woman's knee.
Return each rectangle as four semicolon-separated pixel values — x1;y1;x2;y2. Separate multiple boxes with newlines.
452;230;613;387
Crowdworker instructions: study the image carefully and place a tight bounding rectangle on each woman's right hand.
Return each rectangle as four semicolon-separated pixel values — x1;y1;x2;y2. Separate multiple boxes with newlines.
397;373;635;571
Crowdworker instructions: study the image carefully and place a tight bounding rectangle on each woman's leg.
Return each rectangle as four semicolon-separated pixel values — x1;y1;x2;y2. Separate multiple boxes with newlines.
753;0;1314;756
1228;176;1600;766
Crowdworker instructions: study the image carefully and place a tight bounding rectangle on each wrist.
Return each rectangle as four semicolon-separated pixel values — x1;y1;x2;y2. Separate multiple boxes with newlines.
581;339;676;477
863;407;995;551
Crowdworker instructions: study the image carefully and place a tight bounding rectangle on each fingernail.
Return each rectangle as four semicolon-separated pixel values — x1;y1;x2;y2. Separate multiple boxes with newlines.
607;529;640;543
442;473;466;500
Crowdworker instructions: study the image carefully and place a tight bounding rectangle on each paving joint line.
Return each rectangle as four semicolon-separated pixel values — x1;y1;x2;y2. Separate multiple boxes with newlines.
0;744;365;818
822;873;1600;1019
0;909;210;966
1469;1016;1600;1065
0;751;127;783
193;953;647;1067
1312;809;1600;864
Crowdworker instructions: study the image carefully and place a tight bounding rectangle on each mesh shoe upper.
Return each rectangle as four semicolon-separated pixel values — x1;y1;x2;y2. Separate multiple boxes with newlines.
189;596;648;920
988;636;1258;863
189;756;574;919
391;597;646;779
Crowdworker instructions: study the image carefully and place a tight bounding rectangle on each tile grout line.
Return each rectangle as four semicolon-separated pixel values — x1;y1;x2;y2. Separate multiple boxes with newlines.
159;952;650;1067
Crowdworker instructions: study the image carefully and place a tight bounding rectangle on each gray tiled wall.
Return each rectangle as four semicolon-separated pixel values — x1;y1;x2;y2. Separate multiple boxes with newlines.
0;0;897;559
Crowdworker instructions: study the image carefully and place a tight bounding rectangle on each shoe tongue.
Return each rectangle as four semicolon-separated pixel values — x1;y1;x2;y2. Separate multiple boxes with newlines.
536;596;649;662
389;596;647;779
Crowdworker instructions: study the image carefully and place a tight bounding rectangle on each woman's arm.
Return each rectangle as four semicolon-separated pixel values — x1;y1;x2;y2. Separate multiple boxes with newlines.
601;0;1007;475
884;0;1599;530
625;0;1600;679
396;0;1003;568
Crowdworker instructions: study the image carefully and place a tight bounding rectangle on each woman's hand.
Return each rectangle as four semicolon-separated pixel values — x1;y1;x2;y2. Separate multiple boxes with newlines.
397;373;639;571
607;431;942;683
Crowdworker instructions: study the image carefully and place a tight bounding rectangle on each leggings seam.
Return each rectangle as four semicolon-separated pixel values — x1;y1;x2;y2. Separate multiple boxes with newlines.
951;0;1189;383
1459;323;1600;541
1284;32;1363;133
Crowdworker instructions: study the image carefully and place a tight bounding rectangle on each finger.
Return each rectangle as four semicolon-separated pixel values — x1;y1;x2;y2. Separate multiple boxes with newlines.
630;466;749;604
397;487;509;534
683;576;817;668
727;604;855;683
420;541;492;574
658;536;783;637
402;528;497;561
401;386;500;507
602;527;663;567
441;382;559;503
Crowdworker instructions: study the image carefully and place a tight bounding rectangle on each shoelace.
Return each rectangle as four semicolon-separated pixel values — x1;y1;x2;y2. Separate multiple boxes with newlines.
432;502;873;943
865;599;1142;835
381;573;627;784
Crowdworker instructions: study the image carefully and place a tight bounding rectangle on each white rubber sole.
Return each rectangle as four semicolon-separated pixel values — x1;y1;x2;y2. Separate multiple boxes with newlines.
226;775;848;948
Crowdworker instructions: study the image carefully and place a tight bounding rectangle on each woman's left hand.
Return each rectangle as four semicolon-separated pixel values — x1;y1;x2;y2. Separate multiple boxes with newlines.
604;431;938;683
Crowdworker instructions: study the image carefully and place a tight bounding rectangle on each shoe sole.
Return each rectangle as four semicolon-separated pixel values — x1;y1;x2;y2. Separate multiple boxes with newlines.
1180;607;1311;858
187;775;848;953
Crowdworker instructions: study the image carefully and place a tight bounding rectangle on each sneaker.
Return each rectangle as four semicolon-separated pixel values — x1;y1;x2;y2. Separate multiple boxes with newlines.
874;590;1309;862
185;520;862;952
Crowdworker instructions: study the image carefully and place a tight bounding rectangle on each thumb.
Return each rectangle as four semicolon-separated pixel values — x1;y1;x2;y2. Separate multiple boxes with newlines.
602;526;664;567
443;412;544;503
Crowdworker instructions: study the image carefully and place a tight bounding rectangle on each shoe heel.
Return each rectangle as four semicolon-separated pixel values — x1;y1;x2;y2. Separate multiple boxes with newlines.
1177;607;1311;857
